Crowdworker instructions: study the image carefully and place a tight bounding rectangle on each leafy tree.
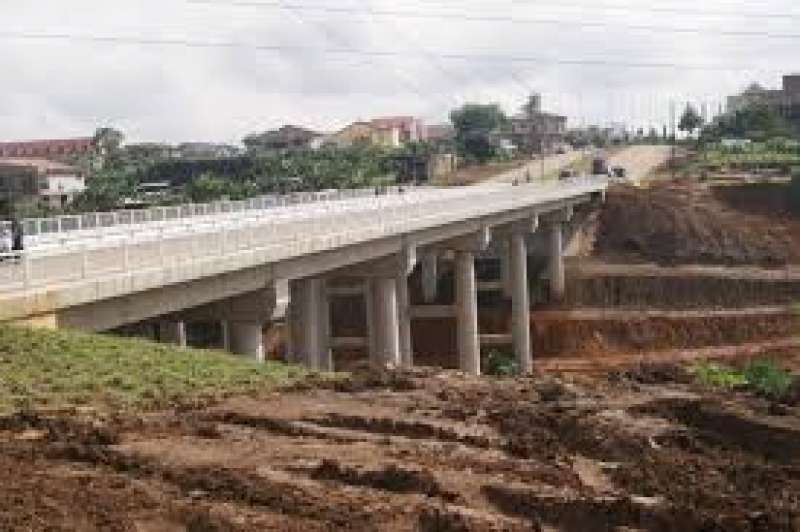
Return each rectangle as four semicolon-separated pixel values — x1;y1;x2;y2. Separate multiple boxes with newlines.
703;103;792;142
678;104;704;138
187;173;232;202
450;103;508;163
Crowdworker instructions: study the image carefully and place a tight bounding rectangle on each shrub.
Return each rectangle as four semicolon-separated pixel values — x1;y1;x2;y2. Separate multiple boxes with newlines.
743;360;794;400
484;350;519;377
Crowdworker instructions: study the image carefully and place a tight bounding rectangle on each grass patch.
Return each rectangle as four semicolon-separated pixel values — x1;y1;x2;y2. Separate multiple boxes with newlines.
0;325;308;414
690;359;795;401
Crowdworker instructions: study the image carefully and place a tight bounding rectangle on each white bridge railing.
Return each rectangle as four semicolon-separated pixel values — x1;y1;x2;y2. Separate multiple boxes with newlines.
0;178;606;294
17;186;415;250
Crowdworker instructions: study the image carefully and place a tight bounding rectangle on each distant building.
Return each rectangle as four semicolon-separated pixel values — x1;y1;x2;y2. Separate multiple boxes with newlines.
0;137;96;161
509;94;567;155
329;116;426;149
0;158;86;211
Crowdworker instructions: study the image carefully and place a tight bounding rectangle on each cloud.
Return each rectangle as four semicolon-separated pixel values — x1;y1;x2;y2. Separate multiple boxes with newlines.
0;0;797;143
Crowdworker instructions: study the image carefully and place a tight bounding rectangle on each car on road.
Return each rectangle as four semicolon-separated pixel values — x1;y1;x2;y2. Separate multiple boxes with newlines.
611;166;627;179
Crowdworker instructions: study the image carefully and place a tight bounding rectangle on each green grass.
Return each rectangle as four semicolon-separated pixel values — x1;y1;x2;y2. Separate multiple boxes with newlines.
0;325;308;414
691;361;748;389
690;359;795;400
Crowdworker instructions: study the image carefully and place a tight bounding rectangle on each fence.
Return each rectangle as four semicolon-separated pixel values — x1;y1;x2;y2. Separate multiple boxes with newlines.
16;187;415;248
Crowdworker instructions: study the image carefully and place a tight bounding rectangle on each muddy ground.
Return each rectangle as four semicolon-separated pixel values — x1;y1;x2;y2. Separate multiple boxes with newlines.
1;363;799;532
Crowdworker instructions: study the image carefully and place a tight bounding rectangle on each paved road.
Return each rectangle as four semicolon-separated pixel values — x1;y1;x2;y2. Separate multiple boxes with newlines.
488;145;672;185
607;145;672;184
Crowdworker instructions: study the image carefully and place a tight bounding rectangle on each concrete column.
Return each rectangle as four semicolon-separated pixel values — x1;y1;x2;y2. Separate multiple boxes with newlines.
159;320;187;348
317;279;333;372
299;277;330;371
373;277;401;367
229;321;265;362
500;239;513;299
396;271;413;368
549;223;565;302
421;251;438;304
286;280;303;364
455;250;480;375
365;279;378;362
510;232;533;374
221;320;231;351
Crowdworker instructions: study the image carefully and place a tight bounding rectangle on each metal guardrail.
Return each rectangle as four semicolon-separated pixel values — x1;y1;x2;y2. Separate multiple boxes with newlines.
15;186;416;246
0;178;606;294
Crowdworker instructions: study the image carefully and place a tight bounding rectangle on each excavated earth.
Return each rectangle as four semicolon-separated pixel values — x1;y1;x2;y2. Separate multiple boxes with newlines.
1;365;799;532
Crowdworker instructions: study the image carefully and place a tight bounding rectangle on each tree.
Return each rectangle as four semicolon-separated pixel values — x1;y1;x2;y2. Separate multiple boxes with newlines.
678;104;704;139
93;127;125;156
450;103;508;163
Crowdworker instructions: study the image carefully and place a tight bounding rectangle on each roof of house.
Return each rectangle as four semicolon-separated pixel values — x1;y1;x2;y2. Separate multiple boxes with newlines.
0;137;95;151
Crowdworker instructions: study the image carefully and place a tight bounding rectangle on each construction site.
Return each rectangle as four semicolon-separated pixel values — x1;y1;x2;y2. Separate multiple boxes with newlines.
1;151;799;531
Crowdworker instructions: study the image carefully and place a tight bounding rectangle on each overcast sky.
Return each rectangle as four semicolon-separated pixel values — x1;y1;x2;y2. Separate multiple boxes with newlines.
1;0;798;144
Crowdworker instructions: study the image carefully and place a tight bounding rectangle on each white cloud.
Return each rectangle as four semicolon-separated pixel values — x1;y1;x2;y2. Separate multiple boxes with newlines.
0;0;797;143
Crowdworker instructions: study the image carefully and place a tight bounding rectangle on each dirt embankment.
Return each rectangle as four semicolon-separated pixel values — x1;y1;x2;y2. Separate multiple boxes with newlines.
1;366;799;531
595;181;800;266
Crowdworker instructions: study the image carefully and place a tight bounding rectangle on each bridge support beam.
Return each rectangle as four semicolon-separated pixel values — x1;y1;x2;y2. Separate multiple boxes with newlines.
159;320;187;348
397;270;413;368
371;277;401;367
548;223;565;302
294;277;331;371
455;250;480;376
421;251;438;304
510;231;533;374
500;239;513;299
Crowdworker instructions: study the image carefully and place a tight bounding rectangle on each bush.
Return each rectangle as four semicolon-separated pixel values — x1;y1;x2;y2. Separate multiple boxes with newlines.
743;360;794;400
690;359;795;401
484;350;519;377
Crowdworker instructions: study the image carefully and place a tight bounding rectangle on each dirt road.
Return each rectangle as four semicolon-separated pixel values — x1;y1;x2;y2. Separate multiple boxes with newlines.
607;145;672;184
1;366;798;531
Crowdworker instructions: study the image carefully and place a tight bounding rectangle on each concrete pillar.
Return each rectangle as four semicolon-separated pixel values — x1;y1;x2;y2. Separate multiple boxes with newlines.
299;277;330;371
159;320;187;348
549;223;565;302
421;251;438;304
373;277;401;367
455;250;480;375
317;280;333;372
396;271;413;368
221;320;231;351
510;232;533;374
365;279;378;361
500;239;513;299
229;321;265;362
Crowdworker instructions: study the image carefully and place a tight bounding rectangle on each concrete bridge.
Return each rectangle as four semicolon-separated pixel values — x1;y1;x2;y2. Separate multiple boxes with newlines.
0;178;606;375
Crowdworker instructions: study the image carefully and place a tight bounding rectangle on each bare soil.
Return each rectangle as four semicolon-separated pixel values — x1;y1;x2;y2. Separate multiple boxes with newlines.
2;365;799;531
595;180;800;266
